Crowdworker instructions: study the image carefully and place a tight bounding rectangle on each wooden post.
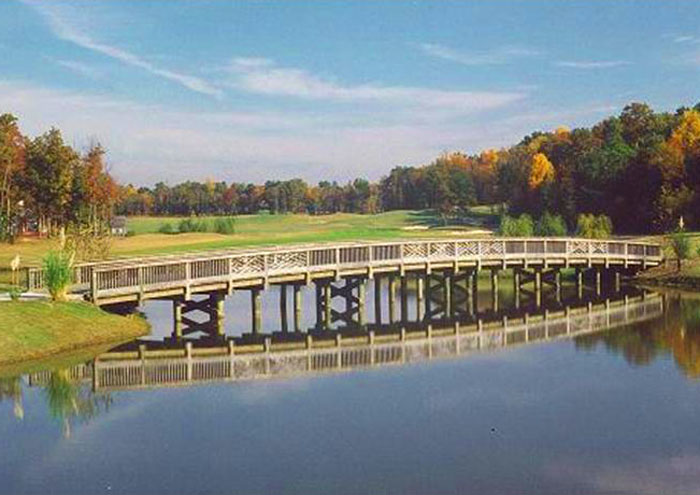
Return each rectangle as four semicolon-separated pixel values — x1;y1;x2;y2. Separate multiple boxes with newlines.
251;288;262;334
513;268;521;309
389;275;397;323
173;298;183;339
323;283;331;329
614;270;621;293
416;275;424;321
400;275;408;322
315;282;323;329
444;273;452;316
554;269;561;303
423;274;431;321
491;269;499;312
595;268;602;296
293;284;302;332
374;277;382;324
576;267;583;299
214;292;225;336
279;284;288;333
358;278;366;326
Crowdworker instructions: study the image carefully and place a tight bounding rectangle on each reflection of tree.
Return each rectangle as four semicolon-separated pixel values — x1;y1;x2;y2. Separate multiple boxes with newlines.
0;376;24;420
44;369;112;438
575;297;700;378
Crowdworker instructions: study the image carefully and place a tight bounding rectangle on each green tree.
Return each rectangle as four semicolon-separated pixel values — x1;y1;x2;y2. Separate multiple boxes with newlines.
23;129;79;237
535;212;567;236
669;230;692;271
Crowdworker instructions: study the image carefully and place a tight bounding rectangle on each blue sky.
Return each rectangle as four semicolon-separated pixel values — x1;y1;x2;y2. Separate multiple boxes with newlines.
1;0;699;185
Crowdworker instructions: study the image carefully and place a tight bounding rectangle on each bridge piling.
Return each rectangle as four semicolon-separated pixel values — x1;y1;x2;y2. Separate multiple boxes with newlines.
251;288;262;334
374;277;382;324
293;284;302;332
279;284;288;333
389;275;397;323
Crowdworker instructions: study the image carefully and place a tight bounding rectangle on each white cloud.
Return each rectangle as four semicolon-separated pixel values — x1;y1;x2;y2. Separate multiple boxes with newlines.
672;35;700;44
0;80;533;184
547;456;700;495
226;57;525;112
21;0;222;97
53;59;102;80
555;60;630;69
0;79;623;186
417;42;540;66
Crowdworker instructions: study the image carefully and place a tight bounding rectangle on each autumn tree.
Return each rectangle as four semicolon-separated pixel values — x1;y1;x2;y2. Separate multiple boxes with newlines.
0;113;25;240
23;128;79;237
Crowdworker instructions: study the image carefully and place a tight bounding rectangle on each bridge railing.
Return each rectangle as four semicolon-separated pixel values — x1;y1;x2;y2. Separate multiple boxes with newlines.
25;238;662;296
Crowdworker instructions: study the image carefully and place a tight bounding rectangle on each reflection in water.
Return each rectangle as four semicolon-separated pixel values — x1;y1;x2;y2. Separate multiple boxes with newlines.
43;369;113;438
1;286;672;428
0;376;23;419
4;284;700;495
576;295;700;378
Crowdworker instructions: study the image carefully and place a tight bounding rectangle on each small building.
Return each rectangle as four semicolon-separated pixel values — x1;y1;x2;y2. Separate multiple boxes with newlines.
110;216;128;236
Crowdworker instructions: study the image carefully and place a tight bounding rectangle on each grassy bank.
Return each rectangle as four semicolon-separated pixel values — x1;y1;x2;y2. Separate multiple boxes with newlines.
0;301;149;365
0;210;498;268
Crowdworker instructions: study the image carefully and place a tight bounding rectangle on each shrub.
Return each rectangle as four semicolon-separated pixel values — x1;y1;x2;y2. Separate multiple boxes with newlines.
178;217;210;233
576;213;613;238
499;214;534;237
214;217;236;235
9;286;21;301
158;222;175;234
125;230;136;237
535;212;567;237
43;250;74;301
669;230;691;271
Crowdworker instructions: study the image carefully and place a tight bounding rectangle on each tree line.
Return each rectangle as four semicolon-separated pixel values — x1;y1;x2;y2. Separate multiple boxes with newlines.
2;100;700;241
0;114;118;241
117;101;700;234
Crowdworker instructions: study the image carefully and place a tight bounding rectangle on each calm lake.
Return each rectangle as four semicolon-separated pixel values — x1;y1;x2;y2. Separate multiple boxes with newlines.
2;282;700;495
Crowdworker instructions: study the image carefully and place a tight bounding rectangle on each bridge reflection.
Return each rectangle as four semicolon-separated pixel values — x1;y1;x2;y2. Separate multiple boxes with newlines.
26;290;664;392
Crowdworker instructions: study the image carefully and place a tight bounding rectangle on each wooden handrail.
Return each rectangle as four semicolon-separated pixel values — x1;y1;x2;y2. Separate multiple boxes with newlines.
26;237;663;293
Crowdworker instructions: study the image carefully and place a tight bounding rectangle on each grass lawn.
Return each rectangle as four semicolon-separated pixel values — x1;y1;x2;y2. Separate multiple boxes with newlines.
0;301;149;365
0;209;498;269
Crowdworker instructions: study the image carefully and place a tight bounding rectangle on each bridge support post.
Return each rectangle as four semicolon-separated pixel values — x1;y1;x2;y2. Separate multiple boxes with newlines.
213;291;225;336
614;270;621;293
595;268;602;296
389;275;397;323
490;268;499;312
401;275;408;322
575;267;583;299
513;268;521;309
324;283;332;329
279;284;288;333
416;275;425;321
315;283;323;329
534;268;542;308
173;298;184;339
251;288;262;334
554;269;562;303
293;284;302;332
358;279;366;326
444;273;452;317
374;277;382;324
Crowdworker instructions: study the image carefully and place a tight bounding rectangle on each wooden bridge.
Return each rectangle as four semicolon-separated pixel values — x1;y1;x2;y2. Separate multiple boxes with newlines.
26;238;661;309
26;292;664;392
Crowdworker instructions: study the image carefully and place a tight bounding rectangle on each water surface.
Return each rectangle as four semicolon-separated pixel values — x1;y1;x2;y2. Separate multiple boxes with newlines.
2;284;700;495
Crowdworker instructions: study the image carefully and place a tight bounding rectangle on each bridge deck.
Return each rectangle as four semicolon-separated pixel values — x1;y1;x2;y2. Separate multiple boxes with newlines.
26;237;662;306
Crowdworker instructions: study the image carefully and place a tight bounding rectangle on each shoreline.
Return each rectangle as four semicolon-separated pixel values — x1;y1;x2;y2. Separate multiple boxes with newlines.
0;301;150;367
